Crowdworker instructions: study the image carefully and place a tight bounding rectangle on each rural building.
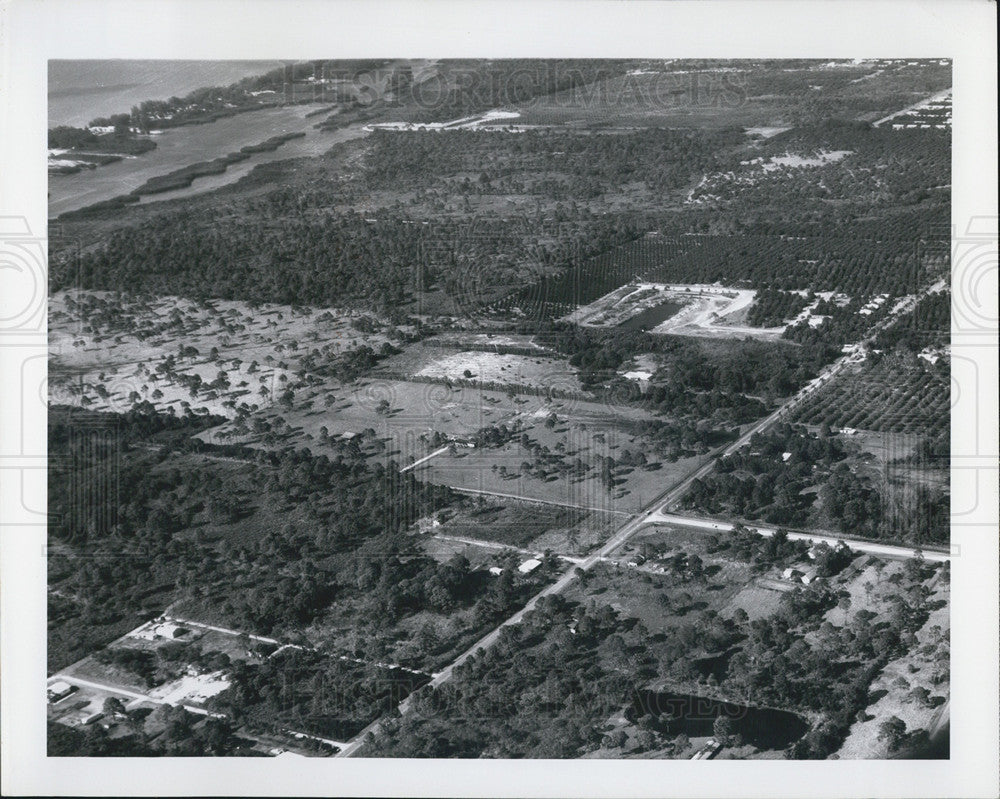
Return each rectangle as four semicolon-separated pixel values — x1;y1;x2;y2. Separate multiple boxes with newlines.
47;680;77;703
488;566;504;576
518;558;542;574
134;621;188;641
782;567;805;581
800;567;820;585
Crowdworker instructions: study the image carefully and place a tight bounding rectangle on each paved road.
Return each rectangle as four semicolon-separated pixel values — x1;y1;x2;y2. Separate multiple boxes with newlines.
644;511;950;563
51;675;226;718
399;446;450;473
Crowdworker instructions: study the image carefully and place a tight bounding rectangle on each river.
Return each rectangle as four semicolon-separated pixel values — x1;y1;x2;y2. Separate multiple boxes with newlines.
48;104;367;217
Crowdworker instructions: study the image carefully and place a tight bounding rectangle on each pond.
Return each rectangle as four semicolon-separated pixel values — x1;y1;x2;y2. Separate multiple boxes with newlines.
630;689;810;750
618;299;686;331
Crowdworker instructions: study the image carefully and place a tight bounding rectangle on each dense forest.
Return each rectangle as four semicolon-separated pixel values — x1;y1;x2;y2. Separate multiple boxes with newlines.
680;423;949;545
47;405;457;671
538;324;836;403
52;208;641;317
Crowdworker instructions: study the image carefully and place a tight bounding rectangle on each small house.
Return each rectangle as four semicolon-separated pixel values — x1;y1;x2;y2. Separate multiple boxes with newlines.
782;567;804;581
47;680;77;703
488;566;504;577
518;558;542;574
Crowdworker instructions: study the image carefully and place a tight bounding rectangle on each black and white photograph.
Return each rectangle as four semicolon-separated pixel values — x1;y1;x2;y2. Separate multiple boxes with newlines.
1;1;997;797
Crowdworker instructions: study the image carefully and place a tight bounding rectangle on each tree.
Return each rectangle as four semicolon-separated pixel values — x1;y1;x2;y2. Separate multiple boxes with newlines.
713;715;734;744
878;716;907;752
633;729;656;752
908;686;931;706
604;728;627;749
103;696;126;717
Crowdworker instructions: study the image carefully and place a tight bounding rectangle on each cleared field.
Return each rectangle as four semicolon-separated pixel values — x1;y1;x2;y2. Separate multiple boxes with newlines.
391;344;582;392
49;290;402;420
246;378;556;466
430;496;619;555
723;585;787;621
416;396;708;514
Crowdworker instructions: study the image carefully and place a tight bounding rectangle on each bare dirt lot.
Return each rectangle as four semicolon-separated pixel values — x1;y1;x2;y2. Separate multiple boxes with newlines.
394;344;582;392
49;290;402;419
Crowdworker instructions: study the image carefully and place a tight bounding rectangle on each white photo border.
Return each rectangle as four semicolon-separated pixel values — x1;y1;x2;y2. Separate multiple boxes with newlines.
1;1;997;796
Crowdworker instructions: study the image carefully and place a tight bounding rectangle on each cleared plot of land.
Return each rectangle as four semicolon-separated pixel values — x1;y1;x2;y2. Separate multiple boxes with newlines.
49;290;402;419
394;345;582;392
430;496;619;555
687;150;853;206
417;396;708;515
242;379;558;466
565;282;777;339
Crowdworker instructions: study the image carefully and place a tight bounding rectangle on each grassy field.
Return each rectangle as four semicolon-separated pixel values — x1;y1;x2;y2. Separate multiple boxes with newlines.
420;418;706;515
428;495;621;555
383;342;583;392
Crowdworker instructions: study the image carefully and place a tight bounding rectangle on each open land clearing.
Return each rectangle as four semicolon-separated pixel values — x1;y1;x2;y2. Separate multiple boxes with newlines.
565;282;781;339
49;290;403;419
687;150;853;206
425;495;620;555
231;378;569;467
395;344;582;392
415;394;710;515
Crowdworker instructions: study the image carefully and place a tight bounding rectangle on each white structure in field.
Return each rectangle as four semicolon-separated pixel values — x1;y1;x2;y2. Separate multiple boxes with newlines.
131;621;188;641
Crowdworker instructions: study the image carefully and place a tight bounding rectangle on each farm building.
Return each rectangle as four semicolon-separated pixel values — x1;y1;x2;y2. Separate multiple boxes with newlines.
133;621;188;641
518;558;542;574
47;680;77;703
800;567;820;585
